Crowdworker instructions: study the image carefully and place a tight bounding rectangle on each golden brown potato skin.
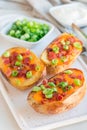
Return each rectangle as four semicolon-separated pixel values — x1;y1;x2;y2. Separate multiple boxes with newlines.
41;33;83;76
0;47;46;90
28;83;86;114
27;69;86;114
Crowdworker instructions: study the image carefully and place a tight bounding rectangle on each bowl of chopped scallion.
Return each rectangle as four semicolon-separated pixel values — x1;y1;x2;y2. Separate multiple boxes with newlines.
0;15;54;48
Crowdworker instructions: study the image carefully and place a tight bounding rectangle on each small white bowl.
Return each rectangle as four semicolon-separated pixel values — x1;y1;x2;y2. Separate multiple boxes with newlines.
0;15;54;48
49;3;87;27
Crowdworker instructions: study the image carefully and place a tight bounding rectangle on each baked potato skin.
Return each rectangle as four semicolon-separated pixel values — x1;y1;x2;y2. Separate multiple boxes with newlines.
41;33;83;75
27;69;86;114
28;84;86;114
0;47;46;90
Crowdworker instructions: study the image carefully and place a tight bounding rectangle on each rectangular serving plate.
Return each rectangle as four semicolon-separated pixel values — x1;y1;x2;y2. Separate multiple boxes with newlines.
0;56;87;130
0;16;87;130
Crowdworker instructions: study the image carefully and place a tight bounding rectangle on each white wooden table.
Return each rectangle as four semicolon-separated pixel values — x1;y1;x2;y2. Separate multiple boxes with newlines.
0;0;87;130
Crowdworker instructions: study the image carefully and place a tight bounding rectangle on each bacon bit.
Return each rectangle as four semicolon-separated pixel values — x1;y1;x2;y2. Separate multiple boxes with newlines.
42;93;45;98
25;50;30;55
51;78;57;84
58;42;62;48
45;85;50;88
21;51;30;56
54;78;61;83
68;37;75;44
69;45;73;51
41;100;45;104
29;64;36;70
10;61;15;67
10;52;18;62
56;53;62;58
57;94;63;101
13;66;18;69
11;52;18;57
47;48;53;52
65;87;69;91
52;80;56;85
42;79;48;85
5;68;12;77
70;75;76;79
21;53;25;56
54;78;63;84
77;75;82;80
48;79;53;82
61;50;67;55
71;83;74;87
62;93;66;97
10;57;15;64
23;57;30;65
48;52;57;60
18;70;27;77
54;93;63;101
3;58;10;64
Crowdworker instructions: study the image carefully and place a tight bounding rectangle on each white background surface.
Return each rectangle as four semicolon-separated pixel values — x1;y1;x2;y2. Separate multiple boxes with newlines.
0;0;87;130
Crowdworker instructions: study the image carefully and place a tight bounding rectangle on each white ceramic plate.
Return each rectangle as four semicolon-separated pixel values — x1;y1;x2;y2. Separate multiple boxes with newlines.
0;14;87;130
49;3;87;27
0;30;87;130
0;14;55;48
0;55;87;130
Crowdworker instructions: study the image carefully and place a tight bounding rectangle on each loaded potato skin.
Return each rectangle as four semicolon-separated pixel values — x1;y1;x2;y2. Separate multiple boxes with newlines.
28;68;86;114
0;47;46;90
41;33;83;75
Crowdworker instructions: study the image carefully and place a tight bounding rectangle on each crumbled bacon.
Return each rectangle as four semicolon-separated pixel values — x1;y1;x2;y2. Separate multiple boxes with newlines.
25;50;30;55
10;61;15;67
45;85;50;88
11;52;18;58
56;53;62;58
62;93;66;97
48;79;53;82
42;79;48;85
23;57;30;65
13;65;19;69
68;37;75;44
29;64;36;70
47;48;53;52
21;50;30;56
58;42;62;48
77;75;82;80
65;86;69;91
5;68;12;77
70;75;76;79
21;53;25;56
10;52;18;63
3;58;10;64
71;83;74;87
61;50;67;55
18;69;27;77
56;94;63;101
53;78;63;84
53;93;63;101
48;52;57;60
